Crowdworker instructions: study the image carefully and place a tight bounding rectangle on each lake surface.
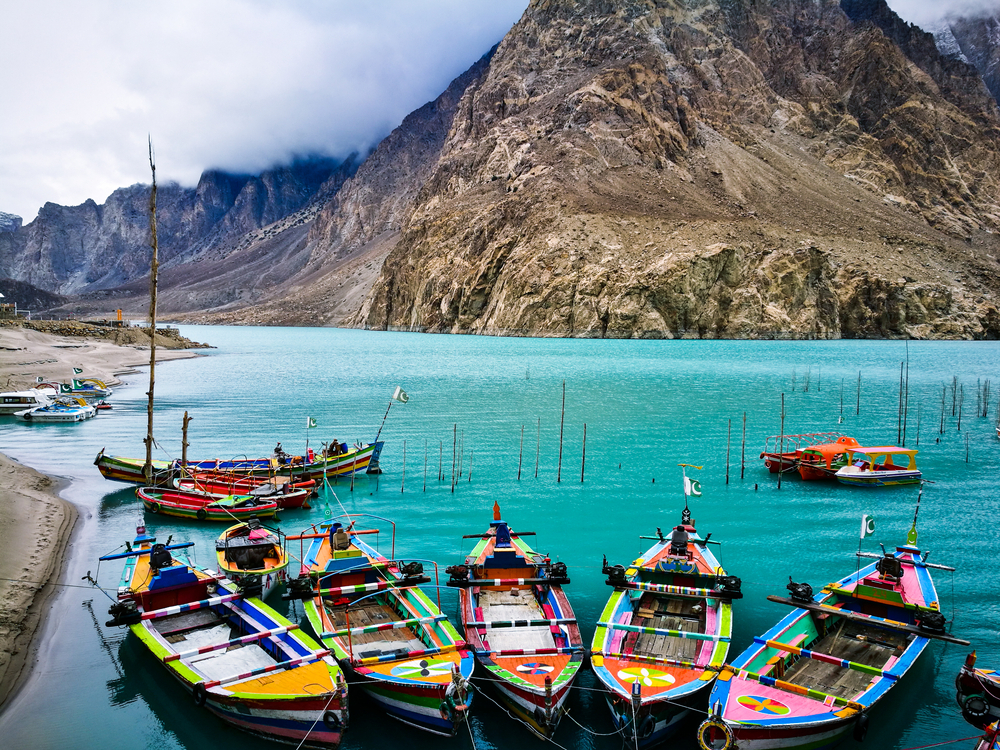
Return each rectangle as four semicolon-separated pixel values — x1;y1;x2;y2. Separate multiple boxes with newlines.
0;327;997;750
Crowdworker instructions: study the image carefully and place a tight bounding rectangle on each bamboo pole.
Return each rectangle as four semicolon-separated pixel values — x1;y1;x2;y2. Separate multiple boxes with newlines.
958;386;964;432
181;411;191;467
517;425;524;481
726;419;731;485
143;139;159;484
581;423;587;483
778;394;785;491
741;412;746;480
557;380;565;483
940;386;946;435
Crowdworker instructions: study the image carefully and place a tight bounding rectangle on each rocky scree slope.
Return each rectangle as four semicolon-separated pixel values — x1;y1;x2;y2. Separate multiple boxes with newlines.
348;0;1000;339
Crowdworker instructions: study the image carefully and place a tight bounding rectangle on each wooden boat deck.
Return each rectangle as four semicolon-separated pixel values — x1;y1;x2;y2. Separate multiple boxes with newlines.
479;589;555;652
329;601;418;657
783;620;909;698
629;595;702;662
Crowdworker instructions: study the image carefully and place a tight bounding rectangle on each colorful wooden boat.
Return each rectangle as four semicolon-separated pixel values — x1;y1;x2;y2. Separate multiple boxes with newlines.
177;473;314;509
591;512;742;747
63;377;113;399
95;441;383;485
835;446;921;487
761;433;841;475
98;525;348;747
16;397;96;421
975;723;1000;750
216;519;289;599
137;486;278;521
957;651;1000;730
447;504;582;737
797;437;860;480
700;541;966;750
286;517;474;736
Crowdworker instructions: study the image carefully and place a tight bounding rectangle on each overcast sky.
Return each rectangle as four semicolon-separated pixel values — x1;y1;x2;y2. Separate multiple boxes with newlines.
0;0;994;222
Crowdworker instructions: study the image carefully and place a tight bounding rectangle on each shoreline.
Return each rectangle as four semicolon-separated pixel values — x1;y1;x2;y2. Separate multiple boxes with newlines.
0;456;76;707
0;324;207;708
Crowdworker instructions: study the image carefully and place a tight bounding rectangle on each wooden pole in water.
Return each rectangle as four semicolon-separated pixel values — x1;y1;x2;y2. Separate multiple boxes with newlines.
468;450;473;483
535;417;540;478
423;439;428;492
581;423;587;483
452;424;457;493
778;393;785;490
952;376;958;416
940;386;946;434
966;432;970;463
401;440;406;493
557;380;565;483
181;411;191;467
856;371;861;415
726;419;731;485
459;430;464;479
897;361;904;445
741;412;746;480
143;139;159;484
517;425;524;481
958;386;964;432
840;379;844;419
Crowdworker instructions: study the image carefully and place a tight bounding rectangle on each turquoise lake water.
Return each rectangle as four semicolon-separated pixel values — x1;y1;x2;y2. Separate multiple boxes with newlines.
0;326;998;750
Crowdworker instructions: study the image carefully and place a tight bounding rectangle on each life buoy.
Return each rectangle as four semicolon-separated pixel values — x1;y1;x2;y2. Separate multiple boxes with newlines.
638;714;656;739
963;695;990;725
192;683;207;706
697;716;734;750
439;700;452;722
149;501;161;514
196;508;208;521
322;710;341;732
853;713;869;742
764;459;772;469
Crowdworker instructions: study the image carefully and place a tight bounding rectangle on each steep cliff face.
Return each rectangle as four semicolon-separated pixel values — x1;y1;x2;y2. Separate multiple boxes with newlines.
352;0;1000;339
935;14;1000;105
0;157;351;296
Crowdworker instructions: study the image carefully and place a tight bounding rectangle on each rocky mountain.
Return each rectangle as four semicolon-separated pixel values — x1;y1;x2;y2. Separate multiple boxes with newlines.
933;14;1000;105
8;0;1000;339
0;278;65;311
0;212;21;233
0;156;355;297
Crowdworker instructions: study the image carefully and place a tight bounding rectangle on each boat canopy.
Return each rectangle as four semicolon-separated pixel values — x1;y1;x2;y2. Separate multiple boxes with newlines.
801;436;860;459
844;446;918;469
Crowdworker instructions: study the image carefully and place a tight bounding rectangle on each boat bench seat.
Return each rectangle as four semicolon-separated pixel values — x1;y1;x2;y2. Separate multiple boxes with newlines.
759;633;809;676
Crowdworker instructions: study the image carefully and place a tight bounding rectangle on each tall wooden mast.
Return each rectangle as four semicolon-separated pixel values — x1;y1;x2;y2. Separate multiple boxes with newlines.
143;139;159;483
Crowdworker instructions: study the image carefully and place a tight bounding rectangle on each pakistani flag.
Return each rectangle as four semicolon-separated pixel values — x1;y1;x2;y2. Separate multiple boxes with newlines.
73;367;83;375
306;416;317;429
861;514;876;539
684;475;702;497
60;383;72;393
392;386;409;404
36;376;43;383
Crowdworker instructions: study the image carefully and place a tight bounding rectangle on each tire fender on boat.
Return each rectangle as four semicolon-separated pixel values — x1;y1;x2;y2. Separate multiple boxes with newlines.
196;508;208;521
149;501;161;514
638;714;656;739
962;694;990;725
696;716;734;750
853;714;869;742
192;683;207;706
322;710;341;732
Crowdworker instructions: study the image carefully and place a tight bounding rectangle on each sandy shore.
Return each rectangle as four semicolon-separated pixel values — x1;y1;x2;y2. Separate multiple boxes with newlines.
0;325;205;707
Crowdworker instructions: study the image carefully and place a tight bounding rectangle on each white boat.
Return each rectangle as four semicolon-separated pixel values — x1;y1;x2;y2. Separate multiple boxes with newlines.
0;390;53;415
834;446;921;487
16;398;96;422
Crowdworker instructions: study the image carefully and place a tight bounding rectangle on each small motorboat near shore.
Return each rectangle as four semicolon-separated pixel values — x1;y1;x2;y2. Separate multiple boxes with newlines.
0;389;53;415
16;397;96;422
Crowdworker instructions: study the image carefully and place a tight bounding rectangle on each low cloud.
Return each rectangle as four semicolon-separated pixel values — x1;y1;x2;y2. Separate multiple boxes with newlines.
887;0;1000;28
0;0;528;221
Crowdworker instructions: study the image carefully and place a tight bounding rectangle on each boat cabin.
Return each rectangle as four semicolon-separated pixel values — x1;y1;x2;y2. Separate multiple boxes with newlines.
843;446;918;472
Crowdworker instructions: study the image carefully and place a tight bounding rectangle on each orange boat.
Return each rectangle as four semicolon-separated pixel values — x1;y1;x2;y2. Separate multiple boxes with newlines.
760;433;841;474
796;436;860;480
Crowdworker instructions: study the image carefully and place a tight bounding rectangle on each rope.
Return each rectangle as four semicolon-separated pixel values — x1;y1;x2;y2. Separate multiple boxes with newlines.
562;707;627;737
0;577;118;593
464;711;479;750
293;683;341;750
899;735;984;750
469;682;570;750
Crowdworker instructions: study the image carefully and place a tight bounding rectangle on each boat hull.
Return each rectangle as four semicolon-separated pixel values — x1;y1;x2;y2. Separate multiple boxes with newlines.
138;488;278;521
603;682;704;748
835;469;921;487
349;667;472;736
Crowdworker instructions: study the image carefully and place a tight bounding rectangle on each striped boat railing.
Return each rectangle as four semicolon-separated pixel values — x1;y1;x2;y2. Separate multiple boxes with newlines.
754;637;900;680
465;618;577;628
447;576;569;588
596;621;730;642
99;542;195;562
199;649;332;689
614;580;732;599
321;614;447;639
316;578;427;597
725;666;865;710
140;592;244;621
164;625;299;662
476;646;586;657
350;642;467;666
593;650;719;670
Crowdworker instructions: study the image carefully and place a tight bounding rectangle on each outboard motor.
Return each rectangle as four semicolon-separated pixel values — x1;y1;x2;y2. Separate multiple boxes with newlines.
149;544;172;571
717;575;744;599
281;575;316;601
787;577;814;603
549;561;568;580
601;556;627;586
445;564;469;584
106;600;141;627
876;554;904;581
399;561;424;578
238;577;264;598
917;610;947;635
